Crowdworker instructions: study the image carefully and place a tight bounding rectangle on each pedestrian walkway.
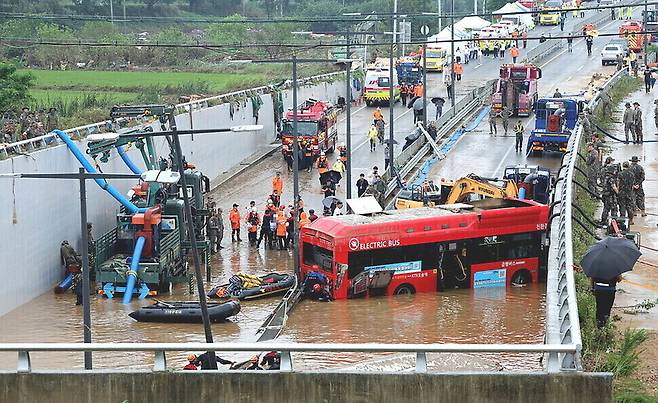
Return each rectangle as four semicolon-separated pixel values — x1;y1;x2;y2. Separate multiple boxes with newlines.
606;88;658;391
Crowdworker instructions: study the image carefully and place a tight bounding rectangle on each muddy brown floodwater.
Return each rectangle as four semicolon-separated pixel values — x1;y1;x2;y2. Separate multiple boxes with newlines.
0;245;545;372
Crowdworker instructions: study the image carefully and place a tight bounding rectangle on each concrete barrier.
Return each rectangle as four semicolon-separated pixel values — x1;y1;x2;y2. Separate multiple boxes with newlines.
0;75;346;316
0;371;612;403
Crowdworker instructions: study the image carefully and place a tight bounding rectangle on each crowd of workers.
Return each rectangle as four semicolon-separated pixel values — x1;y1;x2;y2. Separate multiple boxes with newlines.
1;107;59;145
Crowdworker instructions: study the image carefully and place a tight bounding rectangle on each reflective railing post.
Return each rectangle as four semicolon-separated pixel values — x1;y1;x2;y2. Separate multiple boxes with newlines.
154;350;167;372
17;351;31;373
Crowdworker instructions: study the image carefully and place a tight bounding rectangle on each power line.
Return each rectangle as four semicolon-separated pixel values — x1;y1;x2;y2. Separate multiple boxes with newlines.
1;30;655;51
0;2;655;25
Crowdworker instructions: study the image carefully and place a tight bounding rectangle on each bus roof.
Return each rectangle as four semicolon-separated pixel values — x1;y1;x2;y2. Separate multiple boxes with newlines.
305;198;547;242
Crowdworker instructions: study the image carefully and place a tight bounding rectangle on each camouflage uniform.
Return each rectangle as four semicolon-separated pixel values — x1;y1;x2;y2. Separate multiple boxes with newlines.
617;163;635;222
600;166;619;223
633;105;643;143
629;158;646;215
622;104;634;142
501;107;511;135
585;146;600;194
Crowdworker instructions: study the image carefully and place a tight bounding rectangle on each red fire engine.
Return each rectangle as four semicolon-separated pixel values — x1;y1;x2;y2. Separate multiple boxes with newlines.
619;21;647;53
281;99;338;160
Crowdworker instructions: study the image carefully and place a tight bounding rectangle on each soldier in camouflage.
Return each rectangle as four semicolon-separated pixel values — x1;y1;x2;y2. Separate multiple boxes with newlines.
600;163;619;224
629;156;646;216
617;161;635;224
585;143;600;195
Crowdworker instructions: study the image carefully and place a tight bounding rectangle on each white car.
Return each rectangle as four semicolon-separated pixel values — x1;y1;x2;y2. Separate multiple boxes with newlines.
601;44;625;65
496;20;519;34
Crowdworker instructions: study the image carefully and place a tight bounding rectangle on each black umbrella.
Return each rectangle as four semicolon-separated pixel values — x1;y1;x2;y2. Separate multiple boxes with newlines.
383;138;399;145
319;170;342;185
580;236;641;280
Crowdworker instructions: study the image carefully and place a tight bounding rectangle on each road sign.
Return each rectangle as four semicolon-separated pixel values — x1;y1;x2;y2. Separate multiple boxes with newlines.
420;25;430;36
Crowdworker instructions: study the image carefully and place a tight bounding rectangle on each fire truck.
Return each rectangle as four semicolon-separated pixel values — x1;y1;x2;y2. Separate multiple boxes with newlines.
619;20;647;53
491;64;541;117
281;98;338;159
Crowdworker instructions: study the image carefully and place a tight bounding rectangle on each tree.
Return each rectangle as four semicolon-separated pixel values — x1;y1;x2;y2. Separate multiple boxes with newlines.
0;63;34;111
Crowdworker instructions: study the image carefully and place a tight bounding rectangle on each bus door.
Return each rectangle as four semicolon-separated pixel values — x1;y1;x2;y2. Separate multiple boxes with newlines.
437;242;470;290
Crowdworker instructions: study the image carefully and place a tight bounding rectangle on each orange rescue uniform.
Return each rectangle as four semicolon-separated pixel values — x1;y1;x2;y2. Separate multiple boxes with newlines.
229;208;241;230
272;176;283;196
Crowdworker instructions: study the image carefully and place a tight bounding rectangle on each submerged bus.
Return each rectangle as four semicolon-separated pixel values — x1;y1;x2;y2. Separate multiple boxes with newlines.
299;198;549;300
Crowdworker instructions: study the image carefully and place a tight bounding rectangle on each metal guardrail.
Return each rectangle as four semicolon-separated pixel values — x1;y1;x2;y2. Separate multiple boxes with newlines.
1;342;579;373
544;67;628;372
0;71;345;159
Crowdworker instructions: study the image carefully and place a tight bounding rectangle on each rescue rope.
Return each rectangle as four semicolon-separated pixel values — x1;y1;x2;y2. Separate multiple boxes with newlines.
593;123;658;143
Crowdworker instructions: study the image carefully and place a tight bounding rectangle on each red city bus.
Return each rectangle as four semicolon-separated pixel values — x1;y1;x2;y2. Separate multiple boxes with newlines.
299;198;549;300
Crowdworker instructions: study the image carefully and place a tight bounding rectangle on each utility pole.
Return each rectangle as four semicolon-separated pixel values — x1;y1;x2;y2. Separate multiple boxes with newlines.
78;168;92;369
450;0;455;107
643;0;649;63
438;0;443;31
393;0;399;56
423;44;428;128
345;40;353;199
291;55;301;278
109;0;114;24
388;41;395;179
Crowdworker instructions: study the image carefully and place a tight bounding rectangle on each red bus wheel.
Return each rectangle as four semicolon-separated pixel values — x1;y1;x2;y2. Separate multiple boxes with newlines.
393;284;416;295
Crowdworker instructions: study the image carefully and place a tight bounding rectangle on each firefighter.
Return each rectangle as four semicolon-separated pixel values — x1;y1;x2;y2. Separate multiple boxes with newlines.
282;144;293;172
373;107;384;124
510;45;520;63
257;208;275;249
316;152;329;176
246;207;260;246
272;172;283;205
275;211;288;250
400;84;409;107
229;204;242;242
585;35;593;57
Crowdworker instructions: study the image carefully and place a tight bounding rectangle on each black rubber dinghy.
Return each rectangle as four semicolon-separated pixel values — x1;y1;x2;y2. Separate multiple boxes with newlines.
129;300;240;323
207;273;295;300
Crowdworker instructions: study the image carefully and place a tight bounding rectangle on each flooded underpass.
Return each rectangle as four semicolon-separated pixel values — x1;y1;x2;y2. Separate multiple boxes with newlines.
0;244;545;372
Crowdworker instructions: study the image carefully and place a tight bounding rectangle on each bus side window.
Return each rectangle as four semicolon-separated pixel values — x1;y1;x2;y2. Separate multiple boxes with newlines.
303;242;333;272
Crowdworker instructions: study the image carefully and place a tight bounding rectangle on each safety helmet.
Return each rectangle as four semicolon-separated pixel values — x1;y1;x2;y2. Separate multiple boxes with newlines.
312;283;322;292
187;354;197;362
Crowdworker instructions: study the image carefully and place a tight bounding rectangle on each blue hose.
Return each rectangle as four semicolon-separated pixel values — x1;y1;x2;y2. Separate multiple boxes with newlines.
116;145;144;175
53;130;145;214
123;236;146;304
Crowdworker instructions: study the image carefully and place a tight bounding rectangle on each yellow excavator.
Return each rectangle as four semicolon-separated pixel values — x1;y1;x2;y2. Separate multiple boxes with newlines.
395;174;519;209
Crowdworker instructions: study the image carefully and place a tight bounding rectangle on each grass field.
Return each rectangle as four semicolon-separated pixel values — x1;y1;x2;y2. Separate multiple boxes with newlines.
21;69;270;92
30;89;138;104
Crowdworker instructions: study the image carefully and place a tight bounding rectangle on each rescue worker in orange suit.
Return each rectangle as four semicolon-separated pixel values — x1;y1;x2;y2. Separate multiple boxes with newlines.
338;142;347;164
245;207;260;246
373;107;384;124
272;172;283;206
414;83;424;98
400;84;409;107
229;203;242;242
510;45;520;63
454;62;464;81
275;211;288;250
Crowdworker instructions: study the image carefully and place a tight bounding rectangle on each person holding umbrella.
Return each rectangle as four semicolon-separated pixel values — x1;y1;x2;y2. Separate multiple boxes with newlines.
581;236;641;327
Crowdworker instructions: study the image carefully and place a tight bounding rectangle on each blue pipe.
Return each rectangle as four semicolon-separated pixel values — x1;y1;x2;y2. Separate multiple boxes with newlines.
53;130;145;214
116;145;144;175
123;236;146;304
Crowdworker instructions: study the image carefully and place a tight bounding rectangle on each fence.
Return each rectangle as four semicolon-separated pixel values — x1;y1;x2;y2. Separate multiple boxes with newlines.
543;67;628;371
1;342;579;373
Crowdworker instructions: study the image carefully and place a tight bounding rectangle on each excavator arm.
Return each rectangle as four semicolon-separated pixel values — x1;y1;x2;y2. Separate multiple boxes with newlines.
445;174;519;204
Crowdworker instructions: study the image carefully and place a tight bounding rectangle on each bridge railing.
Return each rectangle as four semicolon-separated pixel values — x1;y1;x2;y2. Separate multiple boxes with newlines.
544;67;628;372
0;342;579;373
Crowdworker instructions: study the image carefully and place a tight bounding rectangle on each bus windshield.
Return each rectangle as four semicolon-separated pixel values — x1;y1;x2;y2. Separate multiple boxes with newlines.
282;121;318;137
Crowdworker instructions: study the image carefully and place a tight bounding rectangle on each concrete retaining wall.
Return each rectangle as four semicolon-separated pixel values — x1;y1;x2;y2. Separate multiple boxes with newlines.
0;77;345;316
0;371;612;403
